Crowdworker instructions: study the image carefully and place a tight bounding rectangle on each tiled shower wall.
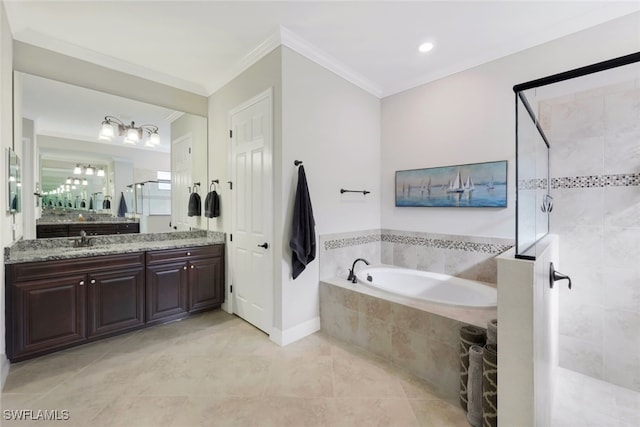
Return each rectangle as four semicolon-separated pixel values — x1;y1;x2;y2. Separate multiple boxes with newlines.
320;229;513;284
540;80;640;391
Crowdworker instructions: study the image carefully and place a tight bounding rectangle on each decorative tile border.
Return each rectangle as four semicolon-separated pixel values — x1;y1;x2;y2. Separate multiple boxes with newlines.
323;232;512;255
381;234;512;254
551;173;640;189
323;234;381;250
518;178;548;191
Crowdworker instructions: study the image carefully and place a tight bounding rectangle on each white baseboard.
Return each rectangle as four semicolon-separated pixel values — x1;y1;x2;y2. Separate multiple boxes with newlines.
270;316;320;346
1;354;9;391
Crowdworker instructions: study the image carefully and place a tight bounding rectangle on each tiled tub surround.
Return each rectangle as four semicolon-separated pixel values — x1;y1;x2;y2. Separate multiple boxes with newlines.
320;229;513;285
319;229;505;399
5;230;225;264
320;278;496;400
540;79;640;392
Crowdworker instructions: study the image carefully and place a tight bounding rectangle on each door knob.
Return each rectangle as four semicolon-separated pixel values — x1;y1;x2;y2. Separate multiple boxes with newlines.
257;243;269;249
550;262;571;290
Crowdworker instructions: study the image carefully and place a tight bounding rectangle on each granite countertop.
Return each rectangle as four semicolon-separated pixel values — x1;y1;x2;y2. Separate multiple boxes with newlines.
5;230;225;264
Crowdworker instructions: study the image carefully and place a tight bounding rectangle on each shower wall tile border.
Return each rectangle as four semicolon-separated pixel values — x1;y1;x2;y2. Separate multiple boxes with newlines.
322;233;381;250
551;173;640;189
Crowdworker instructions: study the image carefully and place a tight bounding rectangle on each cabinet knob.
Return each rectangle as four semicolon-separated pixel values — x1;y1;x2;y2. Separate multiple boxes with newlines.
187;252;191;256
190;265;194;269
79;281;85;286
90;279;96;284
183;266;187;270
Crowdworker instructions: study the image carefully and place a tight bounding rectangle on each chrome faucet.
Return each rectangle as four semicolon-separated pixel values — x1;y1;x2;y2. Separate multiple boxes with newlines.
73;230;93;248
347;258;370;283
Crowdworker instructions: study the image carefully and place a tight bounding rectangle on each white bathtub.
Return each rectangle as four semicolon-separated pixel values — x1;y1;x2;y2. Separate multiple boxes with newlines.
355;266;497;308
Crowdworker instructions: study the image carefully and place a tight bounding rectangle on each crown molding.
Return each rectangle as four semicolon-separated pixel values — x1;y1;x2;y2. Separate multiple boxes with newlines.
13;30;209;96
164;111;185;123
204;28;282;96
278;26;383;98
205;26;383;98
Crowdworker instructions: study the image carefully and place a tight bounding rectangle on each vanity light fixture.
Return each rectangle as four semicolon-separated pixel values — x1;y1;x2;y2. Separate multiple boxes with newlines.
65;177;72;184
97;167;105;177
73;178;80;185
85;165;94;175
99;115;160;147
73;164;82;174
82;179;88;186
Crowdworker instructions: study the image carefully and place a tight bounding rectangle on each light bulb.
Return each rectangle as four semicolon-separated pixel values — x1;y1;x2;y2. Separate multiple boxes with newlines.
99;122;114;140
65;177;72;184
149;131;160;146
73;178;80;185
85;165;94;175
97;168;105;177
74;165;82;174
418;42;434;53
126;127;139;142
82;179;88;186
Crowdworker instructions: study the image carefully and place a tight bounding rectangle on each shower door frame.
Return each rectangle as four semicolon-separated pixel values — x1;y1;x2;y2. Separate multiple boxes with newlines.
513;50;640;260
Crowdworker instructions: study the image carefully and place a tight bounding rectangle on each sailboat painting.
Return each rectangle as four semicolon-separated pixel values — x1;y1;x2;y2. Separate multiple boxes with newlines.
395;160;507;207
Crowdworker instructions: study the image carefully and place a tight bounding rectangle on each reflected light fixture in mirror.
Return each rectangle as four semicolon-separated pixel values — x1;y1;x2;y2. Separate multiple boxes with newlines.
99;115;160;147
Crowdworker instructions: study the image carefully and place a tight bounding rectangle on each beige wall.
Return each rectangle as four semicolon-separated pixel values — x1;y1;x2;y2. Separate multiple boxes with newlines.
380;12;640;239
13;41;207;116
280;47;380;332
207;47;283;327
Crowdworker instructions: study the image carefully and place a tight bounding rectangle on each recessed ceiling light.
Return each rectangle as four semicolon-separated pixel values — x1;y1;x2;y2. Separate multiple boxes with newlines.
418;42;434;53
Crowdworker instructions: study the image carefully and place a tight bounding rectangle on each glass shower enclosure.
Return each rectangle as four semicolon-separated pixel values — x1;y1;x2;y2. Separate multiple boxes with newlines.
515;88;550;259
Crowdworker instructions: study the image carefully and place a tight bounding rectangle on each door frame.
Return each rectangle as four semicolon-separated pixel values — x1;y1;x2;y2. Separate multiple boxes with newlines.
227;87;274;335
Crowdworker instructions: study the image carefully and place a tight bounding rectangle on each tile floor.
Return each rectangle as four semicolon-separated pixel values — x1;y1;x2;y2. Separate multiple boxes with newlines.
552;367;640;427
0;310;469;427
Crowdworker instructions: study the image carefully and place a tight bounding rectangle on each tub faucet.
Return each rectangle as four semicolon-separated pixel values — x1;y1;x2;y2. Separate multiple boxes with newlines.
347;258;370;283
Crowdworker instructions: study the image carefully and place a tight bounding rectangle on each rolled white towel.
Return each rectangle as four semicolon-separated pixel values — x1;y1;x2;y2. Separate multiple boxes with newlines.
487;318;497;346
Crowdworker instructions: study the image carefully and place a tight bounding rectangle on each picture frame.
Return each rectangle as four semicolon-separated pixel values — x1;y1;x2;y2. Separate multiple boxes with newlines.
395;160;507;207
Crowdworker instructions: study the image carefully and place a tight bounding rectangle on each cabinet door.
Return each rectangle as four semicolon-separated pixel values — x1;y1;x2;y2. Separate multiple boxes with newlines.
10;275;86;360
146;262;188;322
87;267;145;338
188;256;224;312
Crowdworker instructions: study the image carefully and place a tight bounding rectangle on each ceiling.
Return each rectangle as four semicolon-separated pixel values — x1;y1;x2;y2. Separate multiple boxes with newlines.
5;1;640;98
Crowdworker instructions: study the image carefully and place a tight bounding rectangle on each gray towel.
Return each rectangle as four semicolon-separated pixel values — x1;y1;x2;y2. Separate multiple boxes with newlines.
117;192;128;217
459;325;486;411
487;319;497;346
482;344;498;427
188;192;201;217
204;191;220;218
467;345;484;427
290;165;316;279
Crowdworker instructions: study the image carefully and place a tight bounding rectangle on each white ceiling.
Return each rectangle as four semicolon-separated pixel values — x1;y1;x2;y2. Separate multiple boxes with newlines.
5;1;640;98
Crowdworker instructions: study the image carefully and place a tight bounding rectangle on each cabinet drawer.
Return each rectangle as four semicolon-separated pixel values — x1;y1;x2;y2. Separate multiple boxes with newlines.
146;245;223;264
36;224;69;238
11;253;145;282
115;223;139;234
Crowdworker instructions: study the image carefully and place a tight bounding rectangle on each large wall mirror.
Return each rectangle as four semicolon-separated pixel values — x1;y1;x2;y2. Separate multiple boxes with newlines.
16;72;207;235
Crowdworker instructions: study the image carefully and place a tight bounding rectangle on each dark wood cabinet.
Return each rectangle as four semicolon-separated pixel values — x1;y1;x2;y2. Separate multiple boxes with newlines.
189;256;224;312
6;244;224;362
145;245;225;323
11;275;87;357
7;253;145;361
145;262;189;322
87;267;145;338
36;222;139;238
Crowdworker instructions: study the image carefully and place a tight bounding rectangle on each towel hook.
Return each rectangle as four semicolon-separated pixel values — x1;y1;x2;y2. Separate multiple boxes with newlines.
210;179;219;190
192;182;201;193
294;160;303;166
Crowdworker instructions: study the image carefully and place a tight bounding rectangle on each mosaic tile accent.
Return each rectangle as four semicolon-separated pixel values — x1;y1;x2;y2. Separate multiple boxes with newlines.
323;234;381;250
381;234;512;255
323;233;511;255
518;178;548;191
552;173;640;189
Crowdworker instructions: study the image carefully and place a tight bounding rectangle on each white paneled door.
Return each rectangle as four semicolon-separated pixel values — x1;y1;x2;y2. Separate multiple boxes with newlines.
229;89;273;334
171;134;192;231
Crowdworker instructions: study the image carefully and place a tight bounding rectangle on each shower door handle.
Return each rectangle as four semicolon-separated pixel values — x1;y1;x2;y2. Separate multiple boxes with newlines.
549;262;571;290
541;194;553;213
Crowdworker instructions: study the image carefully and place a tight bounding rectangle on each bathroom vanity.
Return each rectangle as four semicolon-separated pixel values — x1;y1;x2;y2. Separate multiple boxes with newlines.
4;230;225;362
36;221;140;238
